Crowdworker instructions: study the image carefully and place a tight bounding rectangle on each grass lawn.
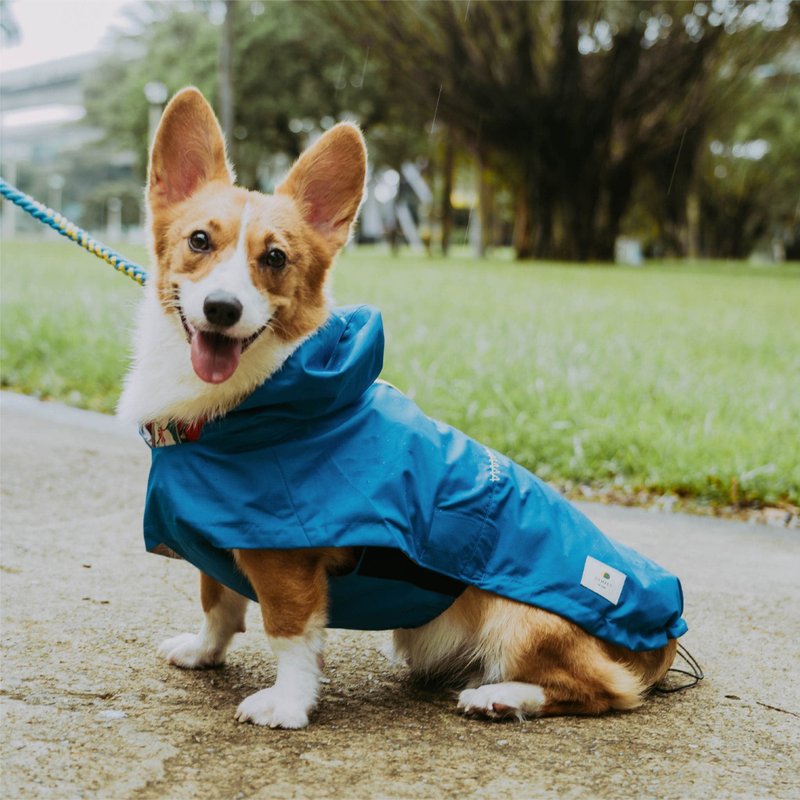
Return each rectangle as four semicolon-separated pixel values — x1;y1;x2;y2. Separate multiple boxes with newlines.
2;239;798;509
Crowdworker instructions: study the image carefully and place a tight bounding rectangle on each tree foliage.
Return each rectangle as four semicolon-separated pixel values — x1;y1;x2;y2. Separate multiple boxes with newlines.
83;1;429;188
83;3;220;178
696;61;800;258
82;0;798;260
324;0;797;260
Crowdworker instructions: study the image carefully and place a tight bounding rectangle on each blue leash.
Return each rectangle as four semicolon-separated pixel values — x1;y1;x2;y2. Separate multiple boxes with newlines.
0;178;149;286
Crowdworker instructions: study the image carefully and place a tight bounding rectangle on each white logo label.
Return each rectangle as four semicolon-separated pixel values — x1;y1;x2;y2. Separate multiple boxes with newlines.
581;556;626;605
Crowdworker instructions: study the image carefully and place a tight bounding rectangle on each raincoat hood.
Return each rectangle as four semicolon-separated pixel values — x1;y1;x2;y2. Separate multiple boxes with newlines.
190;304;385;449
142;305;688;650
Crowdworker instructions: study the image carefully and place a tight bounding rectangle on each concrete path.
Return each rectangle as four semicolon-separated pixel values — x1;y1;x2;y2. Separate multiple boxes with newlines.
1;392;798;800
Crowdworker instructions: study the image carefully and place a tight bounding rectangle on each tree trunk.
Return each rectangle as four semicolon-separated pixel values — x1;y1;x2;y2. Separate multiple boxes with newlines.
440;130;455;255
532;182;554;260
478;159;493;257
513;181;534;259
685;190;701;259
218;1;236;146
522;158;632;262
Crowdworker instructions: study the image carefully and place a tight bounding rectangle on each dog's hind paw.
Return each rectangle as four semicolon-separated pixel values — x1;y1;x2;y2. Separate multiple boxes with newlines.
158;632;226;669
235;687;310;729
457;682;545;721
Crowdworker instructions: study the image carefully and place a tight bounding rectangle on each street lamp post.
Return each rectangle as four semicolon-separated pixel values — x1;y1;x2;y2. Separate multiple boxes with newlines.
144;81;169;145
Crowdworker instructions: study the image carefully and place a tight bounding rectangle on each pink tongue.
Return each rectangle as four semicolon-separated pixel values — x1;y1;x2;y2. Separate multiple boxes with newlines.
191;331;243;384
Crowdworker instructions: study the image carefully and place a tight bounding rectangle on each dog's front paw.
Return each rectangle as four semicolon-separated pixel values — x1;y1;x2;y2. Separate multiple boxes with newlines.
158;632;226;669
235;687;311;729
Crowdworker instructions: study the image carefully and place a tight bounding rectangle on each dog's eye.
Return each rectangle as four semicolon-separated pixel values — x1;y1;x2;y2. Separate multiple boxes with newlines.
188;230;211;253
261;248;287;269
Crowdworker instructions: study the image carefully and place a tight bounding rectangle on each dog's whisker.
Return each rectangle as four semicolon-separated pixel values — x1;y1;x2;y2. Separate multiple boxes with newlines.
265;318;291;338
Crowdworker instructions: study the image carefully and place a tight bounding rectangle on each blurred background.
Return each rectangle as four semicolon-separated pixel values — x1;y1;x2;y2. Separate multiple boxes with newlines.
1;0;798;263
1;1;798;515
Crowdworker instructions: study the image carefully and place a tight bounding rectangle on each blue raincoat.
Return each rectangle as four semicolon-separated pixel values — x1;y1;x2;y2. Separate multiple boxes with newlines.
142;305;687;651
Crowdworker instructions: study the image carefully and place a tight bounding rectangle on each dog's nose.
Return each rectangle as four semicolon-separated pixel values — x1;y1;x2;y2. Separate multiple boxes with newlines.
203;291;243;328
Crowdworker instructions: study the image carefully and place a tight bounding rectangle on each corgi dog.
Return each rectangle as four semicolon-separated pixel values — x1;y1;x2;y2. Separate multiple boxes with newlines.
119;88;679;730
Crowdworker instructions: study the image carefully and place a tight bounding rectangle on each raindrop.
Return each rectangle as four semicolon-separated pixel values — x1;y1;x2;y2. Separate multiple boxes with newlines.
351;47;370;90
429;83;444;134
334;57;347;92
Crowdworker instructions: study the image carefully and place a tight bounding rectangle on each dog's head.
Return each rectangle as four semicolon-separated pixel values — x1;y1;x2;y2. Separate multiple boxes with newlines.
146;87;366;385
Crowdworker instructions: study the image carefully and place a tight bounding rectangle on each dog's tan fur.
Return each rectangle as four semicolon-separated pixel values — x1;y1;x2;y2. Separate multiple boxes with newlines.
128;88;676;728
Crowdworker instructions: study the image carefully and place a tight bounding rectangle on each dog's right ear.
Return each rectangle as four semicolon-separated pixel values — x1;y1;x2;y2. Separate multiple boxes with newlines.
148;87;233;209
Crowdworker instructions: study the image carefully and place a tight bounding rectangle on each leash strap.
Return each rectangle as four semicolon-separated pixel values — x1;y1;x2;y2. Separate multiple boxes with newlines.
0;178;149;286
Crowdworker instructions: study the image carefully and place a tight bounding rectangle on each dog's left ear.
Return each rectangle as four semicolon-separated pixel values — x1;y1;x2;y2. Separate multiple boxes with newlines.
277;123;367;251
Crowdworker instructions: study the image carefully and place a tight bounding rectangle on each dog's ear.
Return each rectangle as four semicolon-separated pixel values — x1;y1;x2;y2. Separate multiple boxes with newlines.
148;87;233;208
276;123;367;251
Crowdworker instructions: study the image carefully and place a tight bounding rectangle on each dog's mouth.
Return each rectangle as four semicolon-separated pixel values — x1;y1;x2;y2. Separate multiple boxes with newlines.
179;309;267;385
